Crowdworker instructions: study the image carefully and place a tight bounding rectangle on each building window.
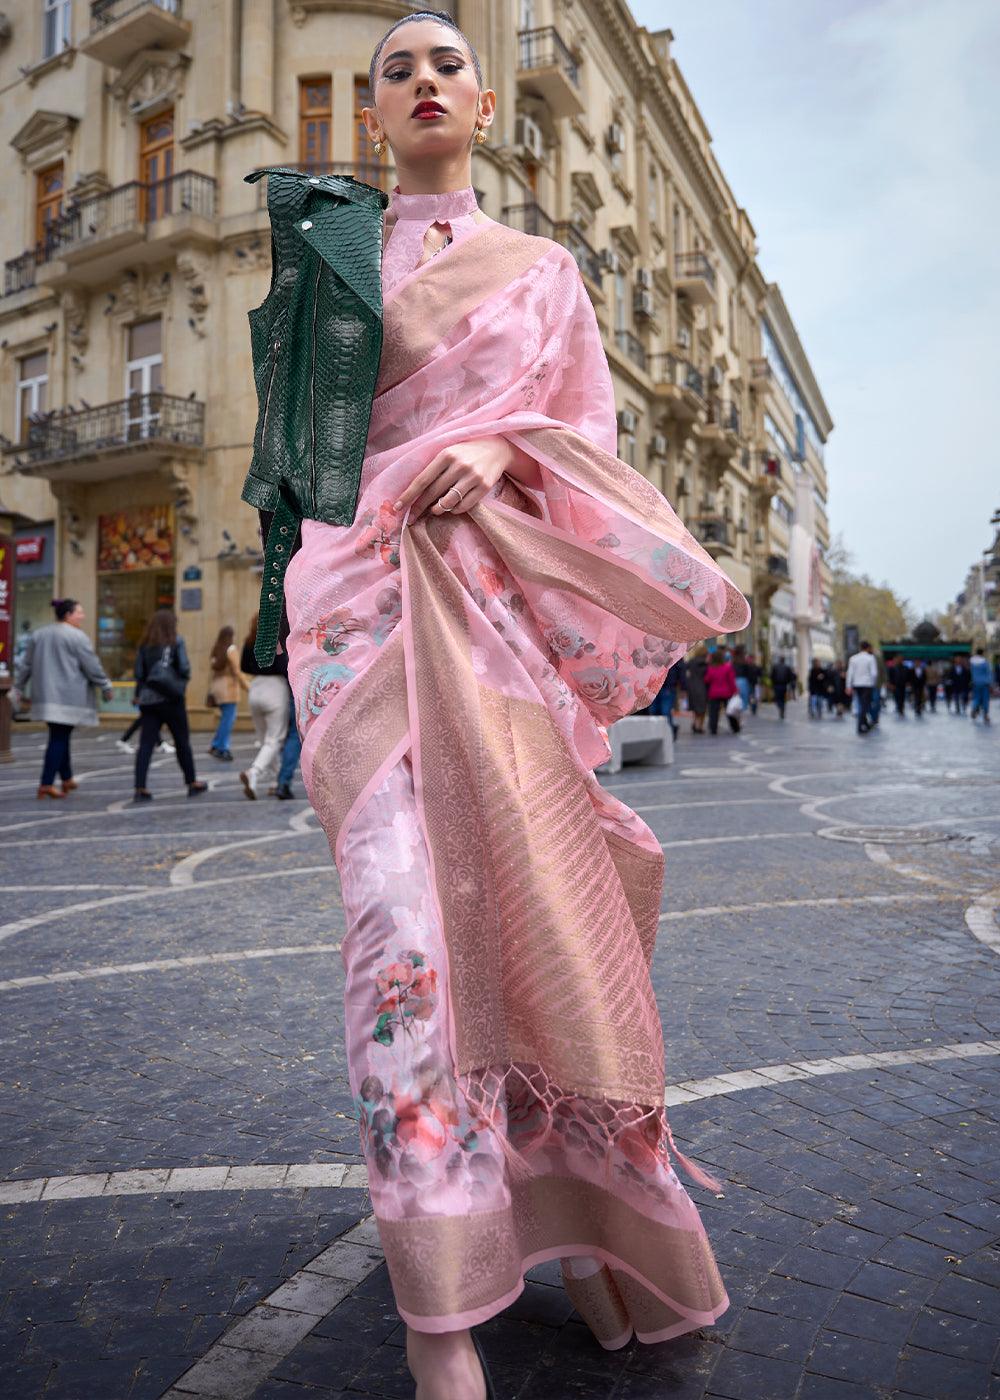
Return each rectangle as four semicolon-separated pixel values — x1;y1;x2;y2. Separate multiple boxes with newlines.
16;351;48;443
354;76;386;189
299;77;331;169
125;319;162;438
614;265;628;332
672;203;681;254
139;110;174;220
42;0;71;58
35;162;64;251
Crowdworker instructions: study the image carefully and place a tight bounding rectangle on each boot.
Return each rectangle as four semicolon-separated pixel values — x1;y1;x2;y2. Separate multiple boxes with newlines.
37;784;66;799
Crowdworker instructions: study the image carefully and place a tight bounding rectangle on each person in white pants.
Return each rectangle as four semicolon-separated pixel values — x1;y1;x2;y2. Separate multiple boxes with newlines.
239;615;290;798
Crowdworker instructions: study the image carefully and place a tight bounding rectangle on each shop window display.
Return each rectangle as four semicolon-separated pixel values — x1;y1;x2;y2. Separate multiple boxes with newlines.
96;506;175;683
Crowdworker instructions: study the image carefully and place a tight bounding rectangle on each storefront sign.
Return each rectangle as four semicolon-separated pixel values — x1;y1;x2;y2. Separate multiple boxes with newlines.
98;506;173;573
0;534;13;679
15;535;45;565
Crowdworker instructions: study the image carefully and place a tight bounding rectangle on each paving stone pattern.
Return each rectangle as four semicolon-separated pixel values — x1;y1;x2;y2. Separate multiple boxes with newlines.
0;704;998;1398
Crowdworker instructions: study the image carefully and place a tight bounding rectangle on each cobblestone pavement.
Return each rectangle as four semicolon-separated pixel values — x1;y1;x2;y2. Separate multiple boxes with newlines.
1;701;999;1400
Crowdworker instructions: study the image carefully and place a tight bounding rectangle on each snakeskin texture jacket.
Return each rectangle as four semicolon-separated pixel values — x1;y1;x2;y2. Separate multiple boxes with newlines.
241;167;388;664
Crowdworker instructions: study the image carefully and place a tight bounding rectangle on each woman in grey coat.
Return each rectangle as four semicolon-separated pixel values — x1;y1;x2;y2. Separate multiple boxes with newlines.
13;597;113;798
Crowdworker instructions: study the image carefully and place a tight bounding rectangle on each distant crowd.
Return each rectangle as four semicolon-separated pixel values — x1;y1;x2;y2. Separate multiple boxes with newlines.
11;600;996;799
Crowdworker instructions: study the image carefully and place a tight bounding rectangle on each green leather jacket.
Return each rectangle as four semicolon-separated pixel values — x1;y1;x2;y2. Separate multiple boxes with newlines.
242;167;388;664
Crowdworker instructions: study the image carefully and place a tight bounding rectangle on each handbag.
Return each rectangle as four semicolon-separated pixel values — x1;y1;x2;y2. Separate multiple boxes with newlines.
725;692;743;717
145;645;185;702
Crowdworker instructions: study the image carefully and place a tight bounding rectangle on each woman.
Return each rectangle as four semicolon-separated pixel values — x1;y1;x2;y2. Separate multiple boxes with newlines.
685;645;709;734
272;13;749;1398
706;649;740;734
13;597;113;798
208;625;248;762
239;612;289;799
807;659;827;720
132;609;207;801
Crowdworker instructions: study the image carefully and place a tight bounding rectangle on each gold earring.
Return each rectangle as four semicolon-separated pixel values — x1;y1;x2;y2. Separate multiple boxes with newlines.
372;138;384;157
474;126;487;145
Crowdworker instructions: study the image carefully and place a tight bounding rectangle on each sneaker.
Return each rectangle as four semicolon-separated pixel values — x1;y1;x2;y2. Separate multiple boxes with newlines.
239;770;257;800
276;783;295;800
219;750;234;762
157;741;176;755
116;738;137;755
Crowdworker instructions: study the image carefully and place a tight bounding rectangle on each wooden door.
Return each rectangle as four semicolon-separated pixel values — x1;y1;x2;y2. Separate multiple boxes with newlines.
35;162;64;253
354;76;386;191
299;78;331;172
139;109;174;222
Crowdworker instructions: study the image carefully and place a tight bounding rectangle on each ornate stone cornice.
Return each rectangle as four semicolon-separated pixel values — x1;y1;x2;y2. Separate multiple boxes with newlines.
10;109;78;166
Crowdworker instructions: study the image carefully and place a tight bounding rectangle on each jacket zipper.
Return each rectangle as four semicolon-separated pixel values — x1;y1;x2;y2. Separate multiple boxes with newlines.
258;337;281;453
308;258;322;512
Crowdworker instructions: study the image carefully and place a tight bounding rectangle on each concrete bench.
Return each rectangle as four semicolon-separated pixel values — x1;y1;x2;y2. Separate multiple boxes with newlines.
597;714;674;775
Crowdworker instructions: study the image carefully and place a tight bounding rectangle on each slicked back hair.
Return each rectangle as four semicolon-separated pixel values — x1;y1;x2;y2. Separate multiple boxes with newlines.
368;10;483;94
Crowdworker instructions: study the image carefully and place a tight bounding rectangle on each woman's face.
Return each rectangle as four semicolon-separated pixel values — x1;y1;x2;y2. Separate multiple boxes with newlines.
365;19;493;163
67;604;85;627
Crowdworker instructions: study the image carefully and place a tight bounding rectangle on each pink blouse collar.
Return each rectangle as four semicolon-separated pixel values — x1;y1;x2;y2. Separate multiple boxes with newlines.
387;185;479;222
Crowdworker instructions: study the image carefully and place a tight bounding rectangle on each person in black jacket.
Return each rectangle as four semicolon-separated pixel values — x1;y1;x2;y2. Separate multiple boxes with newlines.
770;657;794;719
133;609;207;802
887;656;909;716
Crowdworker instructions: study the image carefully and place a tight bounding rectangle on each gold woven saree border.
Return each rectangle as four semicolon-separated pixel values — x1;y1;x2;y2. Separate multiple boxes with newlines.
377;224;552;394
308;627;408;859
377;1173;727;1325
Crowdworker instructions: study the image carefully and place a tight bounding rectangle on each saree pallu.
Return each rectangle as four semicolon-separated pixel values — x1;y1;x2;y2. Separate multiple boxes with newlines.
283;219;750;1340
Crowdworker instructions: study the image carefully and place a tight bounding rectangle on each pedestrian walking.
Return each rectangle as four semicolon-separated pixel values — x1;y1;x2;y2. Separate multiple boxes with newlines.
239;612;290;799
846;639;878;734
950;659;971;714
275;691;302;798
770;656;794;719
686;645;709;734
132;609;207;802
744;652;761;714
115;712;175;757
925;661;940;713
910;660;927;717
807;660;827;720
239;13;750;1383
828;661;848;718
706;650;740;734
12;597;113;798
888;655;908;717
207;625;249;762
970;647;992;724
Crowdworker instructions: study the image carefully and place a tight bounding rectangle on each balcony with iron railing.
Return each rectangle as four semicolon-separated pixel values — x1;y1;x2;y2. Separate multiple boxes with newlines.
553;220;602;285
516;26;584;119
751;450;784;496
4;392;205;482
29;171;218;288
82;0;190;66
613;329;647;374
500;200;555;239
706;398;740;435
693;513;735;557
674;251;716;307
649;353;705;419
3;248;43;297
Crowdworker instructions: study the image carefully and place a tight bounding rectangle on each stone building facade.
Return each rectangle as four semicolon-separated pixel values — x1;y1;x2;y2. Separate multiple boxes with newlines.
0;0;833;715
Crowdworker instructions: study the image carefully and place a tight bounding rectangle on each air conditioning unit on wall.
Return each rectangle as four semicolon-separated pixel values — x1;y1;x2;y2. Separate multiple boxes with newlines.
600;247;622;275
617;407;639;434
633;287;654;318
676;475;690;497
606;121;626;155
635;267;653;289
676;325;691;350
650;433;669;458
513;114;545;163
709;365;723;388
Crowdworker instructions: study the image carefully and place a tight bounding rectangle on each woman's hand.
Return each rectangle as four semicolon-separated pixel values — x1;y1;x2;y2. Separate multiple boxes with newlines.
393;437;538;520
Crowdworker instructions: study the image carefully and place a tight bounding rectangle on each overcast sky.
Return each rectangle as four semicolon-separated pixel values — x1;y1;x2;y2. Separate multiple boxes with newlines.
629;0;999;616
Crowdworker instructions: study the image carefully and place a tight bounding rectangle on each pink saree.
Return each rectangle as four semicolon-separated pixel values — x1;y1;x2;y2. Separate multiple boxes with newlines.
283;187;750;1343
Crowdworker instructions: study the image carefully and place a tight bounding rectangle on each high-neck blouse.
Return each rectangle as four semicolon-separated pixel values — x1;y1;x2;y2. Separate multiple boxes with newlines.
382;184;483;300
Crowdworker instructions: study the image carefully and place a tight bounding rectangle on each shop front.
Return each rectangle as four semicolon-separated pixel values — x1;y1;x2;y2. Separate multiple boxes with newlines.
95;504;175;711
13;523;56;668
